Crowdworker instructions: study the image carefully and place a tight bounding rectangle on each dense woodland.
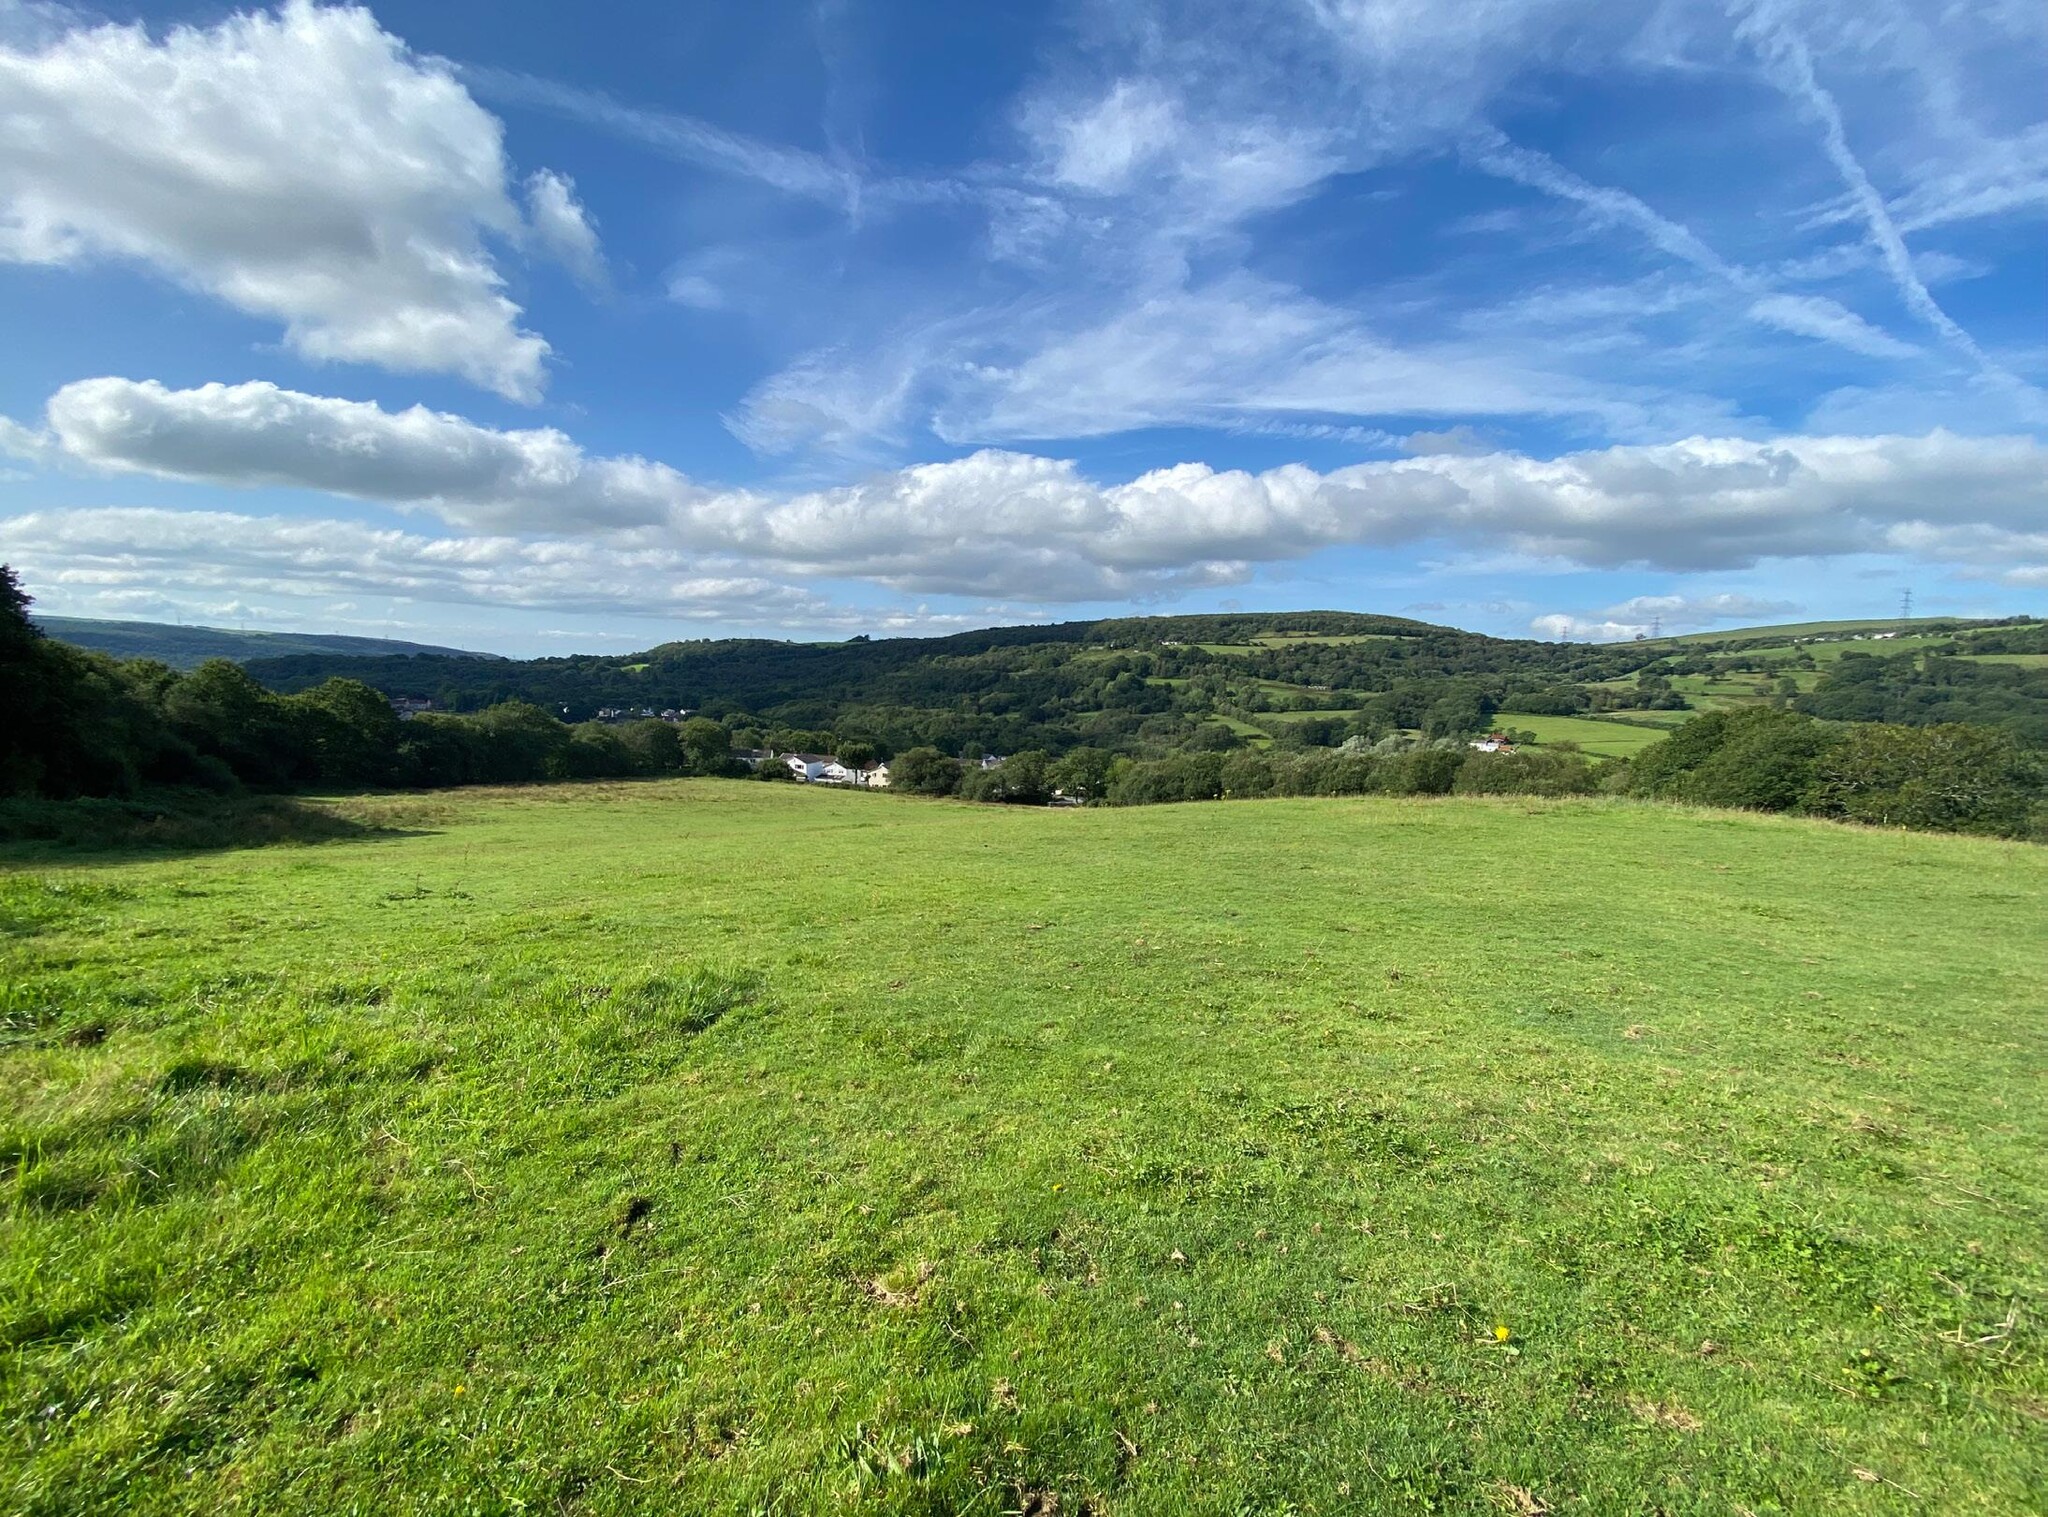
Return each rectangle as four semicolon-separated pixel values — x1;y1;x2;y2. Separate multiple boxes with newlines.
5;567;2042;839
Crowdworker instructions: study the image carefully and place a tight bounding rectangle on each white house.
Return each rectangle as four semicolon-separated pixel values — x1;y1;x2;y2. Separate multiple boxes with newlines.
855;762;890;789
784;753;851;783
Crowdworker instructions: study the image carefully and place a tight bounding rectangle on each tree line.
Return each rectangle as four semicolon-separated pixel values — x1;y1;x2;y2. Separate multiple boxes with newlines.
6;567;2040;841
888;715;2041;838
2;568;741;798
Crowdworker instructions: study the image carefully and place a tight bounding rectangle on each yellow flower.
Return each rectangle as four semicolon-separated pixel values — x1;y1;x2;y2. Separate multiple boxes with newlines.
1494;1324;1511;1343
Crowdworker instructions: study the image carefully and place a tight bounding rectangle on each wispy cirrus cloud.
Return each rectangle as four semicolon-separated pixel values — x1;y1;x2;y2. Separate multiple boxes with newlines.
707;0;2044;462
464;64;864;211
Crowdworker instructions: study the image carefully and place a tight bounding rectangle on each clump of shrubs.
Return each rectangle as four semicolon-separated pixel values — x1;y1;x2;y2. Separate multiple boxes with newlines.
1626;706;2042;838
897;707;2042;842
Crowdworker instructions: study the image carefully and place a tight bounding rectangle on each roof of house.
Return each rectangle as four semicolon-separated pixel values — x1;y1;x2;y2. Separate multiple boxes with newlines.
785;753;839;764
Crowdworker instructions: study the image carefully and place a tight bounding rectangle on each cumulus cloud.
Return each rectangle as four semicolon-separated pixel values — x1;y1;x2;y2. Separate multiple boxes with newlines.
0;412;49;462
0;506;845;624
34;378;687;533
1604;593;1804;623
0;2;576;399
1531;591;1805;640
11;377;2047;601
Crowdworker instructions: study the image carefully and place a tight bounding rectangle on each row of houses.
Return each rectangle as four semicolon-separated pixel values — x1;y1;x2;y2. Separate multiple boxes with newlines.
594;706;694;723
731;749;1009;787
735;751;892;787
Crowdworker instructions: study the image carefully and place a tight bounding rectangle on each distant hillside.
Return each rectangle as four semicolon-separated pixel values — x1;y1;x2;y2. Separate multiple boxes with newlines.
1646;617;1987;644
225;606;2046;757
35;616;499;669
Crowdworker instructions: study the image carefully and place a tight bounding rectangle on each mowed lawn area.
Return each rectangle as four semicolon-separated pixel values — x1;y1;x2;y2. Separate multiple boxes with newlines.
3;784;2044;1514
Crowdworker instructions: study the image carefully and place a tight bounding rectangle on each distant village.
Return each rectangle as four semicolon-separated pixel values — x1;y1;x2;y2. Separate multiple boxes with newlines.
735;750;1009;788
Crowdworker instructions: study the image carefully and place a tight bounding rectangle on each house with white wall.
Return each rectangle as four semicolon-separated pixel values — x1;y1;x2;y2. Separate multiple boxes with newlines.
784;753;851;783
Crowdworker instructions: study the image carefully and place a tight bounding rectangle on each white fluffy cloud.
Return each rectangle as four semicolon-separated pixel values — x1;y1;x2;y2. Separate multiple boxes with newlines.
0;2;589;399
34;378;689;533
10;377;2047;602
0;506;842;624
1531;592;1806;641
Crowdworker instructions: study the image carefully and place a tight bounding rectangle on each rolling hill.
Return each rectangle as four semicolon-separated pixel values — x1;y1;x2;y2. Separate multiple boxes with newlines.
226;609;2046;757
33;616;498;669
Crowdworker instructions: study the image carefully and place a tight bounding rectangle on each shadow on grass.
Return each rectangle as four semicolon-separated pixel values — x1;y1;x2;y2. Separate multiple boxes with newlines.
0;791;437;863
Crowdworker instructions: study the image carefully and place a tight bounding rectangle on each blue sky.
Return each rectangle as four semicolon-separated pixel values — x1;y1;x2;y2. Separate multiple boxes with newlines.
0;0;2042;654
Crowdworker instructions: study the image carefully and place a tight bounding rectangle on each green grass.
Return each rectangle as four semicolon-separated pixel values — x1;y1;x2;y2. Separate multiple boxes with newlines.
3;783;2044;1514
1645;619;1930;644
1250;634;1402;648
1195;635;1400;655
1728;635;1957;667
1504;714;1679;758
1962;653;2048;668
1211;715;1273;743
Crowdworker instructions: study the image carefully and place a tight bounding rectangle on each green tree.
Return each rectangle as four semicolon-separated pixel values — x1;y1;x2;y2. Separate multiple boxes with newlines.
679;717;734;775
165;660;306;787
0;564;60;793
290;678;400;786
1422;690;1491;739
1806;723;2042;836
1220;750;1277;797
1453;749;1600;797
468;701;572;782
1049;746;1115;802
1629;707;1841;812
562;724;636;778
968;750;1051;804
892;746;963;796
617;719;685;774
394;713;487;787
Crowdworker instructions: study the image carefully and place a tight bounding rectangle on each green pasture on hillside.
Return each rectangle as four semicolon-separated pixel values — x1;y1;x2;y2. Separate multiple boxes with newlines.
1505;714;1678;757
1198;635;1401;655
1730;635;1955;666
3;783;2044;1514
1646;618;1928;644
1211;715;1272;743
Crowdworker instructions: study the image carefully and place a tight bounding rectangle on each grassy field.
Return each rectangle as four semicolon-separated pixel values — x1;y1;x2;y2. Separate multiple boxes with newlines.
1644;619;1927;644
1504;714;1677;758
1199;635;1402;654
3;784;2044;1514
